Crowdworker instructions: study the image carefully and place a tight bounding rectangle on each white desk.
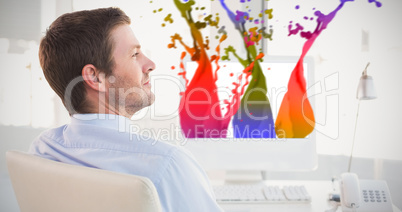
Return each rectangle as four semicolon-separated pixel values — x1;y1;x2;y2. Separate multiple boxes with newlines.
214;180;401;212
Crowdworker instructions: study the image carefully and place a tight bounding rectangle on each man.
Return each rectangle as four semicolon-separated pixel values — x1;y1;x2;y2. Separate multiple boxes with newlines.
29;7;223;212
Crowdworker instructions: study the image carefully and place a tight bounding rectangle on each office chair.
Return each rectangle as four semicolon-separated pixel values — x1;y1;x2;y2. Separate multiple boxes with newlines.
6;150;162;212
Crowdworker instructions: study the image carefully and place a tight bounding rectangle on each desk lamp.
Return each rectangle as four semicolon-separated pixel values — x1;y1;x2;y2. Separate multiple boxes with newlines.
347;62;377;172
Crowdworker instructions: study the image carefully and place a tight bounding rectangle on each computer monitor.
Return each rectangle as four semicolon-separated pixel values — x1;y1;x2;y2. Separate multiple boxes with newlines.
180;56;317;173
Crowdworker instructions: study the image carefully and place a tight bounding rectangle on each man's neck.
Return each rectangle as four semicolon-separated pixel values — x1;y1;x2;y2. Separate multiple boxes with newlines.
84;89;131;118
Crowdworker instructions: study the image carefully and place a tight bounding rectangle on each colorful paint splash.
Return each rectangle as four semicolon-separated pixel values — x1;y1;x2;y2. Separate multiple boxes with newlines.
275;0;381;138
166;0;273;138
167;0;232;138
219;0;275;138
158;0;381;139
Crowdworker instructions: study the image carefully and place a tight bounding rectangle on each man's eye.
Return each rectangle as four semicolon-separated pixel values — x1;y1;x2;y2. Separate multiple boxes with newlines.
132;52;139;57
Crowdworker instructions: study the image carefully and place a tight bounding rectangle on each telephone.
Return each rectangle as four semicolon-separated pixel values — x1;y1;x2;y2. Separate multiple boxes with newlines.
339;172;393;212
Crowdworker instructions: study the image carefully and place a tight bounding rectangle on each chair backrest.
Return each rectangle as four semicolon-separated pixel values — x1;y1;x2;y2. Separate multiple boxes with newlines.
6;150;162;212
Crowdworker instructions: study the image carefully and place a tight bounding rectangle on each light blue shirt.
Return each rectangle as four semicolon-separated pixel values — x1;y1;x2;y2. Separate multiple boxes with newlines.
29;114;223;212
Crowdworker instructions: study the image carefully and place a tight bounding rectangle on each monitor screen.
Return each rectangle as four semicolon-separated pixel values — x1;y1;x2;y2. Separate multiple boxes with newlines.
180;56;317;172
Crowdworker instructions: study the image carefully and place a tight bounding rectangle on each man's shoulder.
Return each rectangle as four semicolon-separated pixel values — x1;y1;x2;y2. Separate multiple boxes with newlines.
32;122;183;158
34;125;67;143
28;124;68;158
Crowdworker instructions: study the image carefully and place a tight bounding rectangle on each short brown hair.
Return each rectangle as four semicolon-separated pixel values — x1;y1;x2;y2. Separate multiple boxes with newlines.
39;7;131;115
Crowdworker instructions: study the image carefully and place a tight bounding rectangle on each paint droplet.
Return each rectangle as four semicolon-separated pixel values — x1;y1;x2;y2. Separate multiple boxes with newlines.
164;13;173;24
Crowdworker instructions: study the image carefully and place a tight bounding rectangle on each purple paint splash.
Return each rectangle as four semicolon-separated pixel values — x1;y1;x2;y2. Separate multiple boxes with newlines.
368;0;382;7
288;0;354;57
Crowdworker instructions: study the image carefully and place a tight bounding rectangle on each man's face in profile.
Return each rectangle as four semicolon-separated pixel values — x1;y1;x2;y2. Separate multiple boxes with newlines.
106;24;156;117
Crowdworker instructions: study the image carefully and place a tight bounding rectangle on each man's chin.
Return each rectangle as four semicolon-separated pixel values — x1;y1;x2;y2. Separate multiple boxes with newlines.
126;94;155;113
149;93;155;105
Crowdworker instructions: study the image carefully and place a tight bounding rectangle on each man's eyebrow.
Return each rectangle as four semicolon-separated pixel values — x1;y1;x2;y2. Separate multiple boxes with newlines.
127;45;141;55
130;45;141;50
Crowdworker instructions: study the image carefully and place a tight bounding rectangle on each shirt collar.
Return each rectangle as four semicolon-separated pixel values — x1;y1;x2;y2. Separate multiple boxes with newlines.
71;114;132;132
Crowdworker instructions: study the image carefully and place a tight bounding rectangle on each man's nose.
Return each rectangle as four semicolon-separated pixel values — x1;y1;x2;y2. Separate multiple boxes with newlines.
144;56;156;73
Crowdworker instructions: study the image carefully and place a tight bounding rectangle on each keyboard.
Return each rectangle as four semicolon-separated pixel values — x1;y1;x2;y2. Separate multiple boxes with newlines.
213;184;311;203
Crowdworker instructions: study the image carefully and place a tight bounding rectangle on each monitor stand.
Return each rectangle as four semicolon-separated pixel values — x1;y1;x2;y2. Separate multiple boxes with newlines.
224;170;264;184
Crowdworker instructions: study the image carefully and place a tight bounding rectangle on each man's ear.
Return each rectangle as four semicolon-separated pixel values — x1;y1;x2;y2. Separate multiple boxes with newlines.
82;64;106;92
